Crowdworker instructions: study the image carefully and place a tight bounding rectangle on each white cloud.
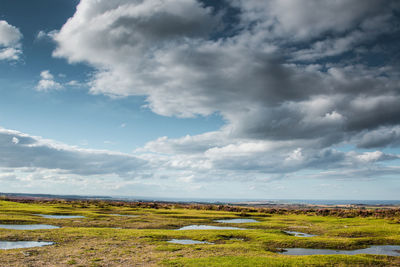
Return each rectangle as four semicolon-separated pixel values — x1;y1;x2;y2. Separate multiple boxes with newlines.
35;79;63;92
36;30;47;40
0;20;22;46
66;80;81;86
35;70;63;91
36;30;58;41
11;137;19;144
0;20;22;61
40;70;54;80
136;130;400;183
0;47;21;61
48;0;400;182
51;0;400;143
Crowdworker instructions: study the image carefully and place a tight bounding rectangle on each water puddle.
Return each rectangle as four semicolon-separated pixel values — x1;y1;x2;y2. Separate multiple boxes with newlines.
167;239;213;245
0;241;54;250
109;214;139;217
284;231;317;237
35;214;85;219
215;219;259;223
177;225;246;230
0;224;60;230
279;245;400;256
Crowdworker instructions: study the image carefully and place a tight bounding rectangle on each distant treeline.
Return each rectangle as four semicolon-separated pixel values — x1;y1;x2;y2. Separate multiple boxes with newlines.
1;195;400;220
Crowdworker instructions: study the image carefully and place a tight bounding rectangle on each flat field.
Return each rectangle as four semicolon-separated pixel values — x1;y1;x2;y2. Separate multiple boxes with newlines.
0;199;399;266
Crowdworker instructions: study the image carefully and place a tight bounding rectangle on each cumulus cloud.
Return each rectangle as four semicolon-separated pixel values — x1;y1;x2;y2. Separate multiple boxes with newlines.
0;20;22;61
48;0;400;181
0;127;146;177
35;70;63;91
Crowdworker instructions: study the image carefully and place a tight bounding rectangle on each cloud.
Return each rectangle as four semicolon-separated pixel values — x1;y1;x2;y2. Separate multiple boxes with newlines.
355;126;400;148
0;173;17;181
52;0;400;143
233;0;396;40
136;130;400;184
0;127;146;177
48;0;400;182
35;70;86;91
40;70;54;80
36;30;48;40
66;80;83;87
35;70;63;91
0;20;22;61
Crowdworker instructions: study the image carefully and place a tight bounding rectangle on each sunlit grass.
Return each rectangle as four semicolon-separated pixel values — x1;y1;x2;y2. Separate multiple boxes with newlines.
0;199;399;266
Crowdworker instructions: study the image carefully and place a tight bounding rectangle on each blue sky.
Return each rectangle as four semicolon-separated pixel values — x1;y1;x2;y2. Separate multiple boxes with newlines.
0;0;400;200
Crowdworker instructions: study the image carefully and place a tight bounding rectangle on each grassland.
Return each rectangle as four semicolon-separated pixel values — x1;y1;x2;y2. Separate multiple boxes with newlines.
0;198;399;266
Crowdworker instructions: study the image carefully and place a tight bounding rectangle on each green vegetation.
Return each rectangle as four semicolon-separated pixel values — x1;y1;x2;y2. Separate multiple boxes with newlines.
0;199;399;266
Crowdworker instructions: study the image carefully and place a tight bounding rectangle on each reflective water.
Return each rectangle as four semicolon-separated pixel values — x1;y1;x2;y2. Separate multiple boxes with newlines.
0;224;60;230
0;241;54;249
284;231;317;237
167;239;213;244
280;245;400;256
35;214;85;219
215;219;259;223
177;225;246;230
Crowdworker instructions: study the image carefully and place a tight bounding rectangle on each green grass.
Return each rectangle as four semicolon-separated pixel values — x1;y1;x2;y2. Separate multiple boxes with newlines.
0;199;399;266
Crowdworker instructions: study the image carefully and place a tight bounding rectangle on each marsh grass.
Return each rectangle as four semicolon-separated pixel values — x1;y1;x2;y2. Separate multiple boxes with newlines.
0;199;399;266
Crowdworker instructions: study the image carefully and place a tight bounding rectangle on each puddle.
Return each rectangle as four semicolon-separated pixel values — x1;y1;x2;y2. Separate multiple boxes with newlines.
279;245;400;256
284;231;317;237
177;225;246;230
0;241;54;250
35;214;85;219
0;224;60;230
109;214;139;217
215;219;259;223
167;239;213;245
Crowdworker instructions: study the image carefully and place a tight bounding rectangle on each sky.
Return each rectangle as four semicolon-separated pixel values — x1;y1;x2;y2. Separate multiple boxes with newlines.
0;0;400;200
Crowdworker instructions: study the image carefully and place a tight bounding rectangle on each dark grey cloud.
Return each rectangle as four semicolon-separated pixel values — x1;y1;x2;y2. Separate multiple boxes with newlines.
52;0;400;148
356;127;400;148
48;0;400;180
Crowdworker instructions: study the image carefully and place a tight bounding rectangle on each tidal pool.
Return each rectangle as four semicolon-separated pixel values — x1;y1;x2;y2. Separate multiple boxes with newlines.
279;245;400;256
215;219;259;223
35;214;85;219
0;241;54;250
284;231;317;237
0;224;60;230
167;239;213;244
177;225;246;230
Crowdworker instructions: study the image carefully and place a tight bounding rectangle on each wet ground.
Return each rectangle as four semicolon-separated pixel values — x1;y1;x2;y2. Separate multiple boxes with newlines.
177;225;246;230
0;224;60;230
35;214;85;219
167;239;213;244
283;230;317;237
279;245;400;256
0;241;54;250
215;219;259;223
